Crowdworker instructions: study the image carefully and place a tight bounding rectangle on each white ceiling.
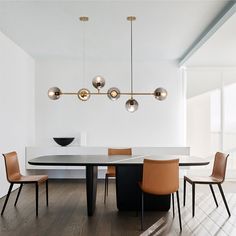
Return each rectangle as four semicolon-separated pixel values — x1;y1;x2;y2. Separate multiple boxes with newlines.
0;0;231;62
185;10;236;67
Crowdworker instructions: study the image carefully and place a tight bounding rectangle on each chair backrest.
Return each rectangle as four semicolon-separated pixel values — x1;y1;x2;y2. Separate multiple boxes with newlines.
107;148;132;173
2;151;21;182
142;159;179;195
211;152;229;182
108;148;132;156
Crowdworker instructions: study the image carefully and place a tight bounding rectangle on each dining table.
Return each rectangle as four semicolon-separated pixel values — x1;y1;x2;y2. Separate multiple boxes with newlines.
28;154;209;216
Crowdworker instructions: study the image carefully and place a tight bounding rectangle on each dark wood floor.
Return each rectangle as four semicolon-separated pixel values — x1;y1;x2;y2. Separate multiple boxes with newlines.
0;180;236;236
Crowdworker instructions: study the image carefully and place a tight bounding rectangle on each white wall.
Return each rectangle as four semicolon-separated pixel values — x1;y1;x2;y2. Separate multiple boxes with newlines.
0;31;35;198
186;69;222;98
35;59;185;147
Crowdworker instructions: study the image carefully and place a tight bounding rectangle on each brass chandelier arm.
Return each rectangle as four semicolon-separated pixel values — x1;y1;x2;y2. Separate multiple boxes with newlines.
61;92;155;96
119;92;155;95
61;92;78;95
48;86;167;101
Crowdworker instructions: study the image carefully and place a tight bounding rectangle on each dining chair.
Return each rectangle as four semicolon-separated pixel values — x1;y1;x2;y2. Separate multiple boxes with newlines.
139;159;182;231
183;152;230;217
104;148;132;204
1;151;49;217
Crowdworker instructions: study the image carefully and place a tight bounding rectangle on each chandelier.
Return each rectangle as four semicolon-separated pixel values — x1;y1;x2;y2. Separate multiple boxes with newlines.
48;16;167;112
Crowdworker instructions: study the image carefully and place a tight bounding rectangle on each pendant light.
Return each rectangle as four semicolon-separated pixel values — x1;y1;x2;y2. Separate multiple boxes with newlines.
125;16;138;112
47;16;168;111
77;16;90;101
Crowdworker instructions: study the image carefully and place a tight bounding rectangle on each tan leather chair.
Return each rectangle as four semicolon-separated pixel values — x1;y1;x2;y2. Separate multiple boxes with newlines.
139;159;182;231
1;151;48;216
183;152;230;217
104;148;132;203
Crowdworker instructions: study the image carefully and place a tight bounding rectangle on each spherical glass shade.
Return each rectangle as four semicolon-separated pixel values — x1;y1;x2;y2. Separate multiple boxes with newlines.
107;87;120;101
92;75;105;91
125;98;138;112
48;87;61;100
78;88;91;101
154;88;167;101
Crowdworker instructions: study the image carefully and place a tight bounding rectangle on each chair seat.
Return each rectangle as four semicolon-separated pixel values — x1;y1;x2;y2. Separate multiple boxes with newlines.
105;171;115;177
139;181;147;193
10;174;48;183
184;175;223;184
139;181;178;195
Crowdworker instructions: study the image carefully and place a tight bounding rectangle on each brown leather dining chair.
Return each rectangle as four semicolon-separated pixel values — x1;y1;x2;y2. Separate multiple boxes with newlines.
139;159;182;231
104;148;132;204
183;152;230;217
1;151;49;217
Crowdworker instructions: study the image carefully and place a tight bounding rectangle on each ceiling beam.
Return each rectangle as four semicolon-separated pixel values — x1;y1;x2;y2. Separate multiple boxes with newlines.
179;1;236;67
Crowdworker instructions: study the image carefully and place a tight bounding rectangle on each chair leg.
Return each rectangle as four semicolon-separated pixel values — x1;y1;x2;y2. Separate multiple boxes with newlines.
218;184;231;217
35;183;39;217
14;184;23;206
183;178;186;206
176;191;182;232
172;193;175;217
104;175;108;204
209;184;218;207
106;177;109;196
1;183;14;215
46;180;49;206
192;183;195;217
141;192;144;231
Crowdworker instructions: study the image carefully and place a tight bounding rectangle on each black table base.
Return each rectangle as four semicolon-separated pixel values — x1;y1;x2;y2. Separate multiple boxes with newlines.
86;166;98;216
85;165;170;216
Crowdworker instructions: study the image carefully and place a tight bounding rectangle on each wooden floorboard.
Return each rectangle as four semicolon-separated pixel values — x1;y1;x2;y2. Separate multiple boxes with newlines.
0;180;236;236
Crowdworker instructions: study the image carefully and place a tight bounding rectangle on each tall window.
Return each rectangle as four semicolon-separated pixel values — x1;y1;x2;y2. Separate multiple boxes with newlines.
187;69;236;178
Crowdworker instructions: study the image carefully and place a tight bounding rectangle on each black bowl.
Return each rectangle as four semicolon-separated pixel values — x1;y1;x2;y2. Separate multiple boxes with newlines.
53;137;74;146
